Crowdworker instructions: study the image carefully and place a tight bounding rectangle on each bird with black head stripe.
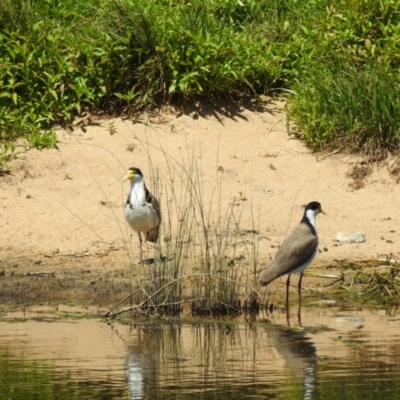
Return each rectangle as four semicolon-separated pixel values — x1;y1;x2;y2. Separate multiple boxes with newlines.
124;167;161;263
259;201;324;304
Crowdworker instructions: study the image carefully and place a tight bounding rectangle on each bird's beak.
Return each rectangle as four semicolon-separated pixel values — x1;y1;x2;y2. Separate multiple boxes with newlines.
123;170;134;182
320;207;326;215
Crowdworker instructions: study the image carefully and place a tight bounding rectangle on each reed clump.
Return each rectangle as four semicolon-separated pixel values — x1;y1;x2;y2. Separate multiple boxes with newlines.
109;142;260;318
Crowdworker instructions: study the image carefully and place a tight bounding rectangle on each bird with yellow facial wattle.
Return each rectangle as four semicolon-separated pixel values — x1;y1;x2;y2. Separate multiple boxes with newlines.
123;167;161;264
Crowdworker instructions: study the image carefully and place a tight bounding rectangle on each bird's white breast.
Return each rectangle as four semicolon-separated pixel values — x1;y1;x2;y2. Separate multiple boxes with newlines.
125;179;158;233
125;201;158;233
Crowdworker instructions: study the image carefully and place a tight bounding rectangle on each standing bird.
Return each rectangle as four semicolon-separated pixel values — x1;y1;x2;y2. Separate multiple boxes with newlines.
123;167;161;263
259;201;324;304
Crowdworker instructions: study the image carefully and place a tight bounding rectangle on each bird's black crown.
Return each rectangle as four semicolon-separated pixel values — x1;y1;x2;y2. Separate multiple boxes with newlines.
305;201;322;211
128;167;143;176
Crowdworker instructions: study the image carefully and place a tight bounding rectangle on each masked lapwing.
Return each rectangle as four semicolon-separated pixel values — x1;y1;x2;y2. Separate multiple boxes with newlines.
259;201;324;303
124;167;161;263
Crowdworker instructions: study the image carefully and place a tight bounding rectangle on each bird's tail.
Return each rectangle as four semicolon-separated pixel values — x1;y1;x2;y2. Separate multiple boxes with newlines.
259;269;273;286
145;226;159;242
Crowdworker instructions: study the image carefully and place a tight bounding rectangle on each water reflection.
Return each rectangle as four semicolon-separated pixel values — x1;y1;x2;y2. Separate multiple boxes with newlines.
125;353;144;399
266;324;316;399
124;325;158;400
123;320;317;399
2;307;400;399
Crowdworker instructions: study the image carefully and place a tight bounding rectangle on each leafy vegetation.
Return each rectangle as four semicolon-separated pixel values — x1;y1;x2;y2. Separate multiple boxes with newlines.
287;0;400;159
289;64;400;160
1;0;400;170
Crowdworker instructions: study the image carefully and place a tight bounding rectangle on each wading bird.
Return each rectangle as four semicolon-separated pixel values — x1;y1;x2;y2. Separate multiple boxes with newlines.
259;201;324;304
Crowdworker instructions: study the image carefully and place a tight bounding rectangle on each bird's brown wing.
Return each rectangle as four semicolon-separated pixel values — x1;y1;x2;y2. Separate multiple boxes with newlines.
259;224;318;286
145;194;161;243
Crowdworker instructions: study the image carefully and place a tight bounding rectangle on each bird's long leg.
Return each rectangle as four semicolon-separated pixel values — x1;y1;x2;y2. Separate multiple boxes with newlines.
297;273;303;326
138;232;143;264
152;234;158;264
286;275;291;306
298;273;303;306
297;304;302;326
286;275;291;325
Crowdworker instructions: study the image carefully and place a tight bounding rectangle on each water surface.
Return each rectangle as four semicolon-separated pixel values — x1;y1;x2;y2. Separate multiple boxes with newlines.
1;305;400;399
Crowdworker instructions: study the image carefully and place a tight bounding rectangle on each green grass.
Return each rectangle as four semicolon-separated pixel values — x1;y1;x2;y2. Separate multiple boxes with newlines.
286;0;400;159
1;0;400;170
288;63;400;159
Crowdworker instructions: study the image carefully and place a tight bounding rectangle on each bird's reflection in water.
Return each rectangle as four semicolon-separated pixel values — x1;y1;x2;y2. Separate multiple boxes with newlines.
125;353;144;400
124;325;159;400
286;302;303;326
124;319;317;400
265;323;317;400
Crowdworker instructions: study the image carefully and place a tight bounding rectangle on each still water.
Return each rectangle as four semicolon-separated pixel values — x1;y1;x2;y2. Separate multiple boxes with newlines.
1;304;400;399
